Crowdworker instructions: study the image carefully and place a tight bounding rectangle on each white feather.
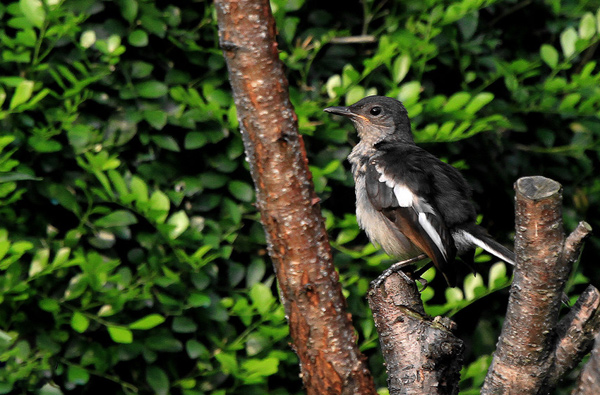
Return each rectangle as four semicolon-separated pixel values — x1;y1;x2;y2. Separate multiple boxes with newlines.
418;212;448;259
393;184;414;207
454;229;515;265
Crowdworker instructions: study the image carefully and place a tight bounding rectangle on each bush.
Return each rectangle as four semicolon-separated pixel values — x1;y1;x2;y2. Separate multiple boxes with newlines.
0;0;598;393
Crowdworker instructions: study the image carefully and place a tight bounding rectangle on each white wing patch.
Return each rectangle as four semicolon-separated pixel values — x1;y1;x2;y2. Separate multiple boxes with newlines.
376;165;414;207
418;212;448;260
375;163;447;258
393;184;414;207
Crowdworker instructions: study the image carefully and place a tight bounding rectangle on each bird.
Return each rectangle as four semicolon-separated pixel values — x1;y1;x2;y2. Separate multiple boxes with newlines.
324;95;515;287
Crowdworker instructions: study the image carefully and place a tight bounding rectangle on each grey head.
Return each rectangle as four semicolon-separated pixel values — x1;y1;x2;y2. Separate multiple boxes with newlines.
324;96;414;144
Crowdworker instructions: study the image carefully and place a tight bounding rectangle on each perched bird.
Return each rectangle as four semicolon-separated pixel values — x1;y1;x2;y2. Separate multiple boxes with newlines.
324;96;515;286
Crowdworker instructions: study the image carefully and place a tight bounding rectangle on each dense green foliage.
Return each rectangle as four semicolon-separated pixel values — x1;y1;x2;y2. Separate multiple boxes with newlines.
0;0;599;393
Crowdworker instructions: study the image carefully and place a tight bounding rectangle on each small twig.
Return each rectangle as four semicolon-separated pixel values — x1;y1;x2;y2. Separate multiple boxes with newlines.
563;221;592;265
329;35;377;45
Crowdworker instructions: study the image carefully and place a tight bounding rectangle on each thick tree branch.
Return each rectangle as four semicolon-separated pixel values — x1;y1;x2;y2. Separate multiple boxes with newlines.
368;271;463;394
482;177;600;394
482;176;567;393
214;1;376;393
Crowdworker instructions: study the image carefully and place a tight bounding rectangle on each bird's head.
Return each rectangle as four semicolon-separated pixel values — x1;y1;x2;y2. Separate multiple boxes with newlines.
324;96;414;144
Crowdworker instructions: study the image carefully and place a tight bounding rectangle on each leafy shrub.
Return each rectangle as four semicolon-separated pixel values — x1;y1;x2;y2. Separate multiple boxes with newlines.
0;0;598;394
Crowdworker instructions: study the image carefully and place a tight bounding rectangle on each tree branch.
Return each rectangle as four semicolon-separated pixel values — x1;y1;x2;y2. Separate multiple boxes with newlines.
571;332;600;395
368;271;463;394
482;176;567;393
214;1;376;393
550;285;600;383
482;177;600;393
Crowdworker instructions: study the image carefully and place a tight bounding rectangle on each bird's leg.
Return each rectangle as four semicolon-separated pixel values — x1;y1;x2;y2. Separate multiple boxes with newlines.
371;253;428;288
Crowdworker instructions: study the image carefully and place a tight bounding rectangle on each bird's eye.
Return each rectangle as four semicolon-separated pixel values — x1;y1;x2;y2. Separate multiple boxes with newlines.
370;106;382;116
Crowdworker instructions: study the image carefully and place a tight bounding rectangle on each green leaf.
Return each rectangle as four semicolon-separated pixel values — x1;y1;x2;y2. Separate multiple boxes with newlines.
443;92;471;112
392;54;411;84
345;86;365;106
151;135;180;152
560;27;577;57
9;80;34;109
184;132;208;150
106;35;122;53
228;180;254;202
222;197;241;224
488;262;508;288
445;287;464;303
249;283;275;315
172;316;197;333
397;81;421;106
131;61;154;79
131;176;148;203
148;190;170;223
136;81;168;99
29;136;62;152
325;74;341;98
143;110;167;129
19;0;45;28
246;258;266;287
246;333;269;356
464;92;494;115
80;30;96;48
463;273;485;300
108;170;128;198
107;326;133;344
118;0;138;23
128;30;149;47
38;298;60;313
146;366;170;395
167;210;189;239
29;248;49;277
67;365;90;385
186;339;209;359
146;335;183;352
540;44;559;69
187;292;211;307
558;93;581;111
129;314;166;330
94;210;138;227
70;311;90;333
241;357;279;379
0;86;6;107
579;12;596;40
215;352;238;374
200;172;228;189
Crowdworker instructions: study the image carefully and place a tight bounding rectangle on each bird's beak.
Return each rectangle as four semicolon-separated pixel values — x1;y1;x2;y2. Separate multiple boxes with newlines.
323;106;352;117
324;106;369;122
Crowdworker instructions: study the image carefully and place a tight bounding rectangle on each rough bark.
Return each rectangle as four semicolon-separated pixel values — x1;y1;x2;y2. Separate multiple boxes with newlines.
482;176;599;394
572;332;600;395
368;270;464;394
551;285;600;384
214;1;376;394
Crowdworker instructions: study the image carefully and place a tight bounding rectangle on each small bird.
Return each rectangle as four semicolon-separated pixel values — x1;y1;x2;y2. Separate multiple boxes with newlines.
324;95;515;286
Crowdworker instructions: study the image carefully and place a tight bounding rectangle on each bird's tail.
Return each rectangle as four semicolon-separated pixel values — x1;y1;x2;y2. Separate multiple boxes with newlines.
458;225;516;266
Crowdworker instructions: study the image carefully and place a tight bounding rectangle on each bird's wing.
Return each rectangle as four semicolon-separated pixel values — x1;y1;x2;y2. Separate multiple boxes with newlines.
365;158;457;285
